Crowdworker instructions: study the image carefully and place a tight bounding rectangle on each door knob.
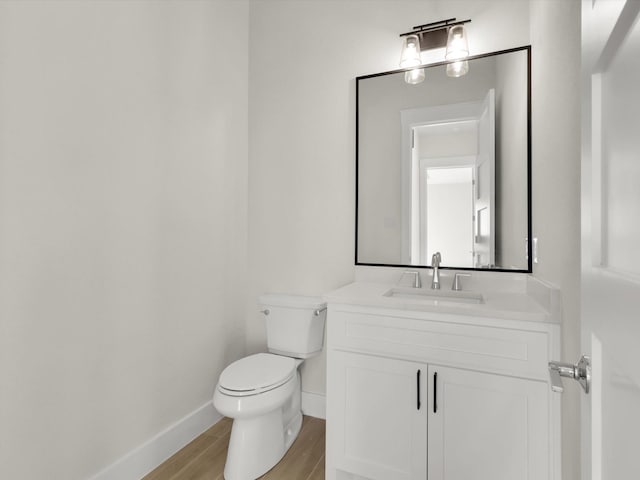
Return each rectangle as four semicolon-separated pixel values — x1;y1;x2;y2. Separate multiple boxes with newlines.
548;355;591;394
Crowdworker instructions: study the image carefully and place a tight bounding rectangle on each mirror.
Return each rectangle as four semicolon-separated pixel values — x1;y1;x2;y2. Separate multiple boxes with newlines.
356;46;531;272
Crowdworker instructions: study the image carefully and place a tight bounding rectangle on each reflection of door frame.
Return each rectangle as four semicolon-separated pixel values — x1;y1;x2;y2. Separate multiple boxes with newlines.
418;158;476;266
400;101;485;264
474;89;496;268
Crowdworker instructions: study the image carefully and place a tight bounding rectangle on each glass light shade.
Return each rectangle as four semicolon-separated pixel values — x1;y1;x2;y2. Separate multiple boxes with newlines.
400;34;422;68
445;25;469;61
404;68;426;84
400;34;424;84
446;60;469;78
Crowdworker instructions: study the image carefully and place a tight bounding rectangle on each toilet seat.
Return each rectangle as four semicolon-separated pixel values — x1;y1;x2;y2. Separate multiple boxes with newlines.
218;353;296;397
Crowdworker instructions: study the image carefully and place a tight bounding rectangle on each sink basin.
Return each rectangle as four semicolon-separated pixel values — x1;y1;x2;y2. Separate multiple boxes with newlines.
383;287;484;305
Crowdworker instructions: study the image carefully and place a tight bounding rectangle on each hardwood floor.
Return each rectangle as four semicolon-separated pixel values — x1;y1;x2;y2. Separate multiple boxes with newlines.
142;416;325;480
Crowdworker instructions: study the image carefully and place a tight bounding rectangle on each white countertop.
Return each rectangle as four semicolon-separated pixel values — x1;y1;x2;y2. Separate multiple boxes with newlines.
325;280;560;324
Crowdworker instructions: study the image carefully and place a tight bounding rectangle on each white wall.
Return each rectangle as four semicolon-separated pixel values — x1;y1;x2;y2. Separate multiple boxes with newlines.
530;2;582;480
495;50;529;268
0;1;248;479
418;128;478;158
247;0;530;401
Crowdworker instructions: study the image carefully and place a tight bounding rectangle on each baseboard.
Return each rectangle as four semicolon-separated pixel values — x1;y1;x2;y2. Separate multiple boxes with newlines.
88;401;221;480
301;391;326;419
88;392;324;480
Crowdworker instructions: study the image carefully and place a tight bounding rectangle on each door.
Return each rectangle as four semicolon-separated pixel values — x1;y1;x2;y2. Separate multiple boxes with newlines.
581;1;640;479
329;351;427;480
427;365;549;480
473;89;495;267
418;160;476;267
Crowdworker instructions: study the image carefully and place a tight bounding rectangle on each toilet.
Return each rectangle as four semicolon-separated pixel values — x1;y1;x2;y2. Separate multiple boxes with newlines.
213;294;326;480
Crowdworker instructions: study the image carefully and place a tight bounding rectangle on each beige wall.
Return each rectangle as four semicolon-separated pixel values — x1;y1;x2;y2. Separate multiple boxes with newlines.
0;1;248;479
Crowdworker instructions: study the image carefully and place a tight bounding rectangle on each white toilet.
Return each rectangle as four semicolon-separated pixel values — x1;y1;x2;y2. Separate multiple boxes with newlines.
213;294;326;480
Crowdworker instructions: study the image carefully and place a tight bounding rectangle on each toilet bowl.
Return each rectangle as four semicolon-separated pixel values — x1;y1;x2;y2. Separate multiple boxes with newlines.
212;294;326;480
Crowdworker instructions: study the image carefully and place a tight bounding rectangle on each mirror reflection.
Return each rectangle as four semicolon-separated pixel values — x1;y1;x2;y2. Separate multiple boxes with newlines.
357;47;530;271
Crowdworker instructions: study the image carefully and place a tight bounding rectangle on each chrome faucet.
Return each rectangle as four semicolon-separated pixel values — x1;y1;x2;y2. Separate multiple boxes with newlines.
400;270;421;288
431;252;442;290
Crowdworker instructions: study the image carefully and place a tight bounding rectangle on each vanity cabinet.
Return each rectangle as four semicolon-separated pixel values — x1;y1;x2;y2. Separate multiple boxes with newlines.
325;303;560;480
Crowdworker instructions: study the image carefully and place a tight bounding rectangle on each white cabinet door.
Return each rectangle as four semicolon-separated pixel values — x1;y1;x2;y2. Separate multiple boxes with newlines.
427;365;549;480
329;351;427;480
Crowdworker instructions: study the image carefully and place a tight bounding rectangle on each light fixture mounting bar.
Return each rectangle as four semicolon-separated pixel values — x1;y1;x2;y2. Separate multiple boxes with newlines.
410;18;457;32
399;18;471;51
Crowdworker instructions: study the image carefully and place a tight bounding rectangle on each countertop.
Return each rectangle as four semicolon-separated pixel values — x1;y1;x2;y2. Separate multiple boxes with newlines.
324;281;560;324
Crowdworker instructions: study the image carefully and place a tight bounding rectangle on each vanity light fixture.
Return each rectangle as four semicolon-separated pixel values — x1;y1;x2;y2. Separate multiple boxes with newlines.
399;18;471;83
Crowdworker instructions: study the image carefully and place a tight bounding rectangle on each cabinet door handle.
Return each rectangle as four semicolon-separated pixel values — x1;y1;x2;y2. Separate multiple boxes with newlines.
417;369;421;410
433;372;438;413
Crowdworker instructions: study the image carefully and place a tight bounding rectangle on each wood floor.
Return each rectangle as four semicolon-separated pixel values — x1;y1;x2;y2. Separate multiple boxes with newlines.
142;416;326;480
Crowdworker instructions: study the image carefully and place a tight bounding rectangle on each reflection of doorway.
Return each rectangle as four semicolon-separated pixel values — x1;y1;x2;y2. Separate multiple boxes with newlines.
420;165;474;267
401;89;495;267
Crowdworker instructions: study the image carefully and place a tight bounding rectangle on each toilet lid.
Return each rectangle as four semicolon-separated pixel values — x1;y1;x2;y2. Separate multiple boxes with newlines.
219;353;296;394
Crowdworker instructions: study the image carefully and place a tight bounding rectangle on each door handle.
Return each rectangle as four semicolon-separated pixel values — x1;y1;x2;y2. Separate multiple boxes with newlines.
548;355;591;394
416;369;421;410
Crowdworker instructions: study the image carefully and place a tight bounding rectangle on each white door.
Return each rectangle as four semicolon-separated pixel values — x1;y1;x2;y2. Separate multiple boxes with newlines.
474;89;495;267
329;351;427;480
427;365;548;480
581;1;640;479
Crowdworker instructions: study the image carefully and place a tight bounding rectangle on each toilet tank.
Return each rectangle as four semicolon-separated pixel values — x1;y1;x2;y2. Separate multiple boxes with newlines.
259;294;326;359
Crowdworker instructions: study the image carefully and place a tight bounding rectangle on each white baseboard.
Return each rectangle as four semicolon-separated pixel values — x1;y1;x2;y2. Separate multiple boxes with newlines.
301;391;326;419
88;401;221;480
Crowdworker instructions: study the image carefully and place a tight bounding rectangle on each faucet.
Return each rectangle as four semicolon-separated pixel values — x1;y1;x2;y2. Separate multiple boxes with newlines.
400;270;421;288
431;252;442;290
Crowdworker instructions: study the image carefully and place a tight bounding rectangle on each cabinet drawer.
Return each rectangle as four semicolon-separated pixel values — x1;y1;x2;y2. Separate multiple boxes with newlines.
329;310;551;381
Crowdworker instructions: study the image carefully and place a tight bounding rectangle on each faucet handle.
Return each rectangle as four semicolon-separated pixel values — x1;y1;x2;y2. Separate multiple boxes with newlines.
451;273;471;291
399;270;422;288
